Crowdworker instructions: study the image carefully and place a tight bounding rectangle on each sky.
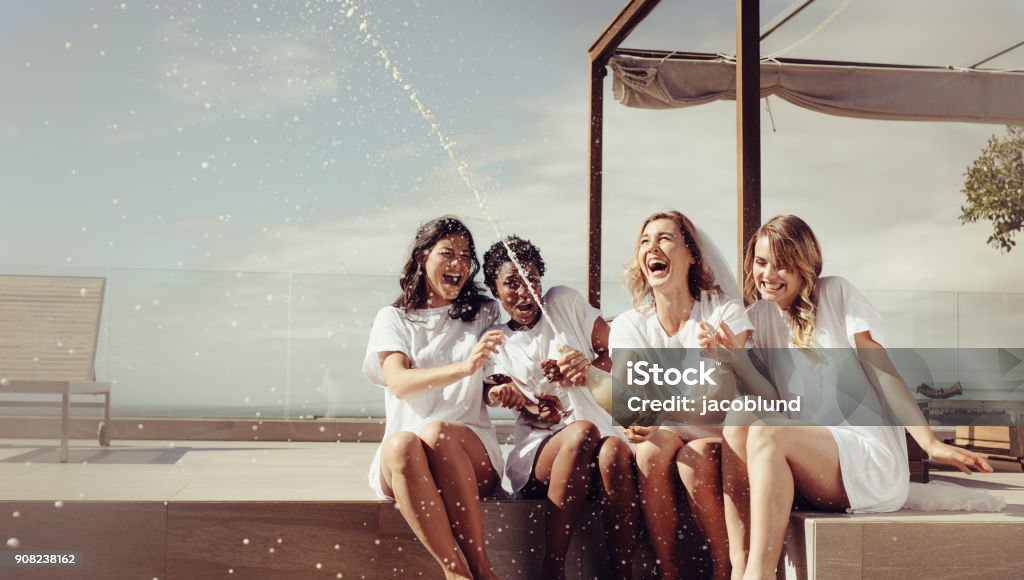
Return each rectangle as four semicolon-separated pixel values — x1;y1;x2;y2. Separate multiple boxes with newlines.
2;0;1023;414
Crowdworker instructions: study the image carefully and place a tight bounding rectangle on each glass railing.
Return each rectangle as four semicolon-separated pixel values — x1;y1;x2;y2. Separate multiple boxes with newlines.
2;265;1022;418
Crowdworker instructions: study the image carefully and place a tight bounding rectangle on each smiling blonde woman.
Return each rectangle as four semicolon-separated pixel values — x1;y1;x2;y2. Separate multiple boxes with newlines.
611;210;753;580
721;214;993;580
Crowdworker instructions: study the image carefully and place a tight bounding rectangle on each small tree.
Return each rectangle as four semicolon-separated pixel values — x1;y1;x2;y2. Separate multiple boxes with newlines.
960;124;1024;252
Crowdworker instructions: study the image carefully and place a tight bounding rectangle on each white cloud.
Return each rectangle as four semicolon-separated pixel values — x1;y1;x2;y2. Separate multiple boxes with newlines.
151;21;342;125
221;204;429;276
15;0;1024;298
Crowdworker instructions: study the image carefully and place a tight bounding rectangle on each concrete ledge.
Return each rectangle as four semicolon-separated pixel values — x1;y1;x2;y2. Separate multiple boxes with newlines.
6;495;1024;579
784;506;1024;579
2;433;1021;578
1;498;712;579
8;483;1024;577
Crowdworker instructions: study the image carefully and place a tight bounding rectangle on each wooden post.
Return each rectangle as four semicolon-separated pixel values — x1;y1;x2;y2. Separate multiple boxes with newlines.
736;0;761;296
587;0;662;308
588;60;606;308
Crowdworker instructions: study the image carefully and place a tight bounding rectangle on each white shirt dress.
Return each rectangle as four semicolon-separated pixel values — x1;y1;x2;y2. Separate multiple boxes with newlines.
362;300;504;500
746;276;910;513
609;296;755;441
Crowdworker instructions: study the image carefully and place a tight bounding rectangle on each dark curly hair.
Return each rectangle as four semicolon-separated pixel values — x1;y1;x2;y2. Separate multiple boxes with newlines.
393;216;490;322
482;235;546;296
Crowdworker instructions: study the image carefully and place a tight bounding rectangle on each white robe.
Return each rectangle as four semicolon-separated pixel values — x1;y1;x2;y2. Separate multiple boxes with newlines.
363;301;504;500
609;297;754;441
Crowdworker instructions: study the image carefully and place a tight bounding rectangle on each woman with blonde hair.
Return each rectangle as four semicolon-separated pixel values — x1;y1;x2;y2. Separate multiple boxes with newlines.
610;210;753;579
719;214;992;580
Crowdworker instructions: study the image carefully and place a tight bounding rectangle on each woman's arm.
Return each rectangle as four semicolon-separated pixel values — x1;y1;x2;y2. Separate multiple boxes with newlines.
379;329;504;400
854;331;992;474
554;317;613;386
702;324;781;402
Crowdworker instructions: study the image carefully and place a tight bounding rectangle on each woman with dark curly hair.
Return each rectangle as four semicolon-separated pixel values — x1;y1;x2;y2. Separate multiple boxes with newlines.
482;235;639;580
363;216;504;580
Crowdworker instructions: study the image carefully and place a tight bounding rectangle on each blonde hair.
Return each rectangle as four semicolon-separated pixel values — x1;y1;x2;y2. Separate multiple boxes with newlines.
624;210;721;310
743;215;822;349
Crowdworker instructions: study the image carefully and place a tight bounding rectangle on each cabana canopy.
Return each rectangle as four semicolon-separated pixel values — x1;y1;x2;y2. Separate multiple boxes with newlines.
585;0;1024;306
610;53;1024;124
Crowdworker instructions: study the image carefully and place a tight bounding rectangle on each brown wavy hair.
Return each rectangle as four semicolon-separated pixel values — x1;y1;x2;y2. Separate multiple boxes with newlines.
624;210;721;310
393;216;490;322
743;215;822;349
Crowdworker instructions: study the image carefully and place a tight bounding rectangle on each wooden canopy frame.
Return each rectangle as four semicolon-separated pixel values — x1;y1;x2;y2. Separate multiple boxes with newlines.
585;0;1024;306
587;0;759;305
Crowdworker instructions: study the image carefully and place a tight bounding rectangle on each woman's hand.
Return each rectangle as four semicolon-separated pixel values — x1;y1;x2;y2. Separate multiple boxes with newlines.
923;440;994;475
555;347;591;386
461;330;504;377
698;321;739;366
487;382;528;409
623;424;659;443
698;321;741;349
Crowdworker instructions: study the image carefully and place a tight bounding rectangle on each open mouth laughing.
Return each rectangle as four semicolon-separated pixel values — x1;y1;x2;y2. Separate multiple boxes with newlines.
439;273;464;294
645;256;669;279
505;296;540;327
515;302;536;314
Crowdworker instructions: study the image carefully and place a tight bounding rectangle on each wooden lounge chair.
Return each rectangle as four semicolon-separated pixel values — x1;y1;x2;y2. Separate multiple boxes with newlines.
0;274;111;462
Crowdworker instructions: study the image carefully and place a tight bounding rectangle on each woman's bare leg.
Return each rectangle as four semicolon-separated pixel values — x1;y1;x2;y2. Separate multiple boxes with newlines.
743;424;848;580
420;421;501;580
677;437;730;580
595;436;640;578
722;424;751;580
635;429;684;579
380;431;472;579
529;420;601;580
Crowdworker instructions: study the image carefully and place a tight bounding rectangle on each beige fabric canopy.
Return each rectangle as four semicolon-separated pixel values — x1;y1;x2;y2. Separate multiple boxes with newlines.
611;55;1024;124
